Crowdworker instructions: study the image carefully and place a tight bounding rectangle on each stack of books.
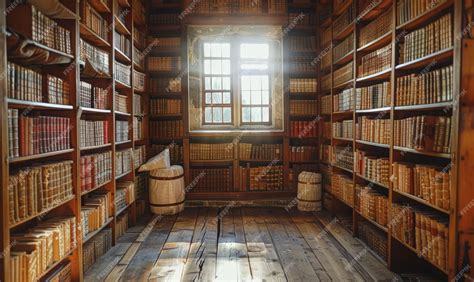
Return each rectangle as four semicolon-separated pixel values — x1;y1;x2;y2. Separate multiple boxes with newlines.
359;7;392;47
80;120;109;148
7;62;43;102
114;31;131;58
115;212;129;240
241;165;284;191
82;2;108;40
290;121;318;137
321;95;332;114
356;185;389;226
289;146;317;162
80;151;113;193
333;3;354;36
114;61;131;86
333;120;353;139
134;173;149;200
332;146;354;171
190;168;233;192
149;77;182;93
333;33;354;62
334;62;353;86
287;36;317;52
134;71;146;92
397;0;448;25
133;145;147;169
356;220;388;261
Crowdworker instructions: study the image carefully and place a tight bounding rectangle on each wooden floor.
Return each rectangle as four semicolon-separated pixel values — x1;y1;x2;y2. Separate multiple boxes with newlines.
85;207;397;281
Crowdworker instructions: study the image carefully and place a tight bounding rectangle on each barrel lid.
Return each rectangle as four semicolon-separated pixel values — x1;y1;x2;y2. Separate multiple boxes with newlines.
298;171;322;182
150;165;184;177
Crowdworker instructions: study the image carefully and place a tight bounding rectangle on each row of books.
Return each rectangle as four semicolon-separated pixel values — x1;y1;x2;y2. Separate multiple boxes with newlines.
334;61;353;86
133;94;143;115
333;32;354;63
80;39;110;74
399;13;452;64
330;174;354;206
83;228;112;272
149;13;179;25
358;44;391;78
116;181;135;213
321;27;332;48
134;173;149;200
134;71;146;92
290;120;318;137
82;1;108;40
133;47;145;69
132;0;145;25
322;121;331;139
11;5;72;55
7;62;43;103
191;0;287;14
288;55;317;72
115;212;129;241
150;120;183;139
80;151;112;193
116;149;133;177
287;36;317;52
190;168;233;193
134;26;146;48
80;120;109;148
147;57;181;71
396;65;453;106
133;117;143;141
133;145;147;169
241;165;284;191
356;185;389;227
334;88;353;112
393;162;450;211
397;0;448;25
321;95;332;115
114;61;131;86
10;216;77;282
81;191;112;239
356;82;391;110
289;100;317;115
114;31;131;59
320;144;331;164
115;93;128;113
355;150;390;187
391;203;448;271
333;120;353;139
239;143;282;160
8;111;71;158
333;3;354;36
150;99;182;115
153;37;181;49
356;220;388;261
332;145;354;171
40;261;72;282
356;116;391;145
116;121;129;143
9;161;74;225
190;143;233;160
289;146;317;162
321;73;331;92
359;7;392;47
289;78;317;93
79;81;109;110
151;145;183;163
149;77;182;93
289;12;316;26
321;51;332;70
394;115;451;153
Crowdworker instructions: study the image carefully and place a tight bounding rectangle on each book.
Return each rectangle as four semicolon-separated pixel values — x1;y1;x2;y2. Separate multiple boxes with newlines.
320;144;331;164
81;191;112;239
289;146;317;162
330;174;354;206
151;144;183;164
289;100;318;115
356;116;391;145
133;94;143;115
115;212;129;240
152;37;181;49
355;150;390;187
321;95;332;115
356;81;391;110
80;120;109;148
79;81;109;109
115;121;129;143
149;77;182;93
355;185;389;227
133;145;147;169
81;1;108;40
287;36;317;52
116;181;135;213
240;165;284;191
133;117;143;141
114;30;131;58
151;99;182;115
80;39;110;74
359;7;392;47
133;47;145;69
333;32;354;63
321;73;332;92
397;0;448;25
239;143;283;160
149;13;180;25
82;228;113;272
290;120;318;137
333;3;354;36
289;78;318;93
114;61;131;86
333;120;353;139
134;173;149;200
116;149;133;177
334;88;353;112
8;109;19;158
357;220;388;261
332;146;354;170
190;143;234;160
358;44;391;77
147;57;181;71
150;120;183;139
134;71;146;92
288;55;318;73
80;151;113;193
333;61;353;86
115;92;128;113
190;168;233;192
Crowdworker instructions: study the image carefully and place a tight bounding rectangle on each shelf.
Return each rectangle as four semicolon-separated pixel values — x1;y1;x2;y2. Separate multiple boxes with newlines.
332;110;353;116
115;140;132;146
9;149;74;164
396;48;454;71
117;0;131;8
38;248;76;281
89;0;111;13
329;192;353;208
395;0;453;31
356;68;391;83
115;170;132;180
394;102;453;111
116;202;133;216
80;143;112;152
81;180;112;196
80;23;110;48
357;0;392;22
148;70;182;77
393;190;450;215
333;137;353;142
80;107;111;115
115;111;131;117
115;16;131;36
83;217;114;243
356;140;390;149
356;210;388;233
355;174;389;190
289;160;318;164
333;23;354;41
356;107;391;114
357;31;392;53
333;51;354;66
150;113;183;119
190;160;234;167
115;79;132;89
393;146;451;159
151;47;181;55
115;48;132;64
332;164;354;174
7;99;74;110
241;159;283;163
333;79;354;90
10;195;76;229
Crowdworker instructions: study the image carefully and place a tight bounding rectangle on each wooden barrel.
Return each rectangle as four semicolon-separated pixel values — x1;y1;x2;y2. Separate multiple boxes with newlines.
297;172;322;212
149;165;185;215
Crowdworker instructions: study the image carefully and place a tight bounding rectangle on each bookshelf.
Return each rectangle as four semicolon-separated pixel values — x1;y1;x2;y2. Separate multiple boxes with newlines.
0;0;148;280
318;0;470;280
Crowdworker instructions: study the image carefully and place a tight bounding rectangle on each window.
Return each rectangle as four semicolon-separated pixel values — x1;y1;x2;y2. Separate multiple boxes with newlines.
202;40;272;125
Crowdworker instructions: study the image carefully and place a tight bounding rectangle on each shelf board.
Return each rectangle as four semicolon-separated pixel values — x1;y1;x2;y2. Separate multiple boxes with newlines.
83;217;114;243
393;190;450;215
115;48;132;64
355;174;389;190
333;23;354;41
81;180;112;196
115;170;132;180
9;149;74;164
394;101;452;111
333;137;353;142
393;146;451;159
356;68;391;83
152;2;182;9
356;210;388;233
333;51;354;66
395;0;453;31
332;164;354;174
356;140;390;149
356;107;391;114
115;140;132;146
151;47;181;55
80;143;112;152
329;192;353;208
117;0;131;8
289;160;318;164
80;23;111;48
115;79;132;89
148;70;182;77
37;248;76;281
190;160;234;166
116;202;133;216
240;159;283;163
395;47;453;71
332;110;353;116
89;0;111;13
357;0;392;22
289;92;318;97
149;25;182;34
7;37;74;65
10;195;75;229
150;113;183;119
80;107;111;114
7;99;73;110
115;110;131;117
333;79;354;90
357;31;392;53
114;16;131;36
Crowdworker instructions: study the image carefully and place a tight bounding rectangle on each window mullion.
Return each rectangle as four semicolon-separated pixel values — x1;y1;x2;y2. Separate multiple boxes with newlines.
232;37;240;127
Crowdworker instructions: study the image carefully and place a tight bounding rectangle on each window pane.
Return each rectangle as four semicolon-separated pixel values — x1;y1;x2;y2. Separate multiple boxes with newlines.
211;43;222;57
213;107;222;123
223;107;231;123
205;92;212;104
262;90;269;104
205;77;211;90
250;76;261;90
222;77;231;90
222;60;230;75
251;91;261;105
262;107;269;122
242;107;251;122
223;92;231;104
251;107;262;122
212;77;221;90
241;64;268;70
242;91;250;105
262;76;269;90
204;60;211;75
211;60;222;75
212;92;222;104
241;43;269;59
205;107;212;123
222;44;230;58
204;43;211;57
241;76;251;90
